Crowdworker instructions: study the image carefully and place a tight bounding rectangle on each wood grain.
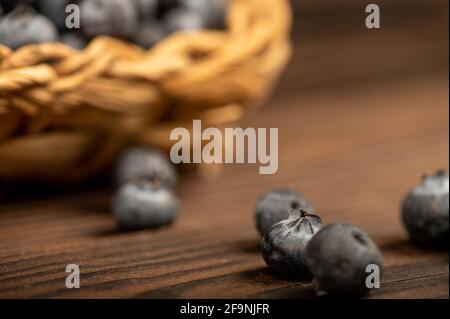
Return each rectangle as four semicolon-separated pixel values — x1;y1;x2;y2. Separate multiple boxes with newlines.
0;74;448;298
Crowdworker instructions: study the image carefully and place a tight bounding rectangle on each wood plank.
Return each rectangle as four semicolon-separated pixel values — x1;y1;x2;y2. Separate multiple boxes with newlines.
0;75;447;298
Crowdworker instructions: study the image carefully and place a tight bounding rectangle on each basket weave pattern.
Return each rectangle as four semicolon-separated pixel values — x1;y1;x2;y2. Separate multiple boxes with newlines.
0;0;292;181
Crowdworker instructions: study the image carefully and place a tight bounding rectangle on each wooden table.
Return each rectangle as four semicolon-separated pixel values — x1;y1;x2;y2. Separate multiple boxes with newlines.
0;0;448;299
0;74;448;298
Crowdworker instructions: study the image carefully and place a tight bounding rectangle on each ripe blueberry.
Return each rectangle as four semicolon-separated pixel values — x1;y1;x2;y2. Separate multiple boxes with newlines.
115;147;178;188
306;223;384;297
180;0;227;29
164;7;205;33
134;0;158;18
61;32;86;50
262;209;322;279
80;0;139;40
37;0;79;30
255;189;314;236
157;0;179;17
0;6;58;49
113;178;179;230
402;170;449;249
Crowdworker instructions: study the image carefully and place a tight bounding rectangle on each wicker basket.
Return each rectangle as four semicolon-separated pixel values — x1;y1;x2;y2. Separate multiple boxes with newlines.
0;0;292;181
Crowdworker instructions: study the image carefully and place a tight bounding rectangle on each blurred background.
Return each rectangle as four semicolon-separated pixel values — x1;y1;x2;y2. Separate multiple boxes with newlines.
1;0;448;198
282;0;448;93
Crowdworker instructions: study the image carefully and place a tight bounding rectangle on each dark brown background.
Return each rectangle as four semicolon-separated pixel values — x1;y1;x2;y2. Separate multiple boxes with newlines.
0;0;448;298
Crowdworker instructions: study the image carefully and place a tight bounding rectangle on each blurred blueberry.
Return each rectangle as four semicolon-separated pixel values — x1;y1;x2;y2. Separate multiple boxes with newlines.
37;0;79;30
135;0;158;18
113;179;179;230
164;7;205;33
115;147;178;188
157;0;179;17
61;32;86;50
80;0;139;40
0;6;58;49
402;170;449;248
134;19;168;48
208;0;227;28
180;0;227;29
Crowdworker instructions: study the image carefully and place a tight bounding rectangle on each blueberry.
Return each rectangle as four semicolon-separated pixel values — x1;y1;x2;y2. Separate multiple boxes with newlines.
113;178;179;230
80;0;139;40
157;0;179;17
203;0;228;29
402;170;449;249
61;32;86;50
180;0;227;29
262;209;322;279
134;19;168;48
255;189;314;236
164;7;205;33
306;223;384;297
37;0;79;30
0;6;58;49
115;147;178;188
134;0;158;18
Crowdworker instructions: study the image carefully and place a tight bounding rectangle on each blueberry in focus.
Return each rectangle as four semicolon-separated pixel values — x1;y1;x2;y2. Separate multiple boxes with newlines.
80;0;139;40
305;223;384;297
113;178;179;230
255;189;314;236
0;6;58;49
262;209;322;279
402;170;449;249
115;147;178;188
